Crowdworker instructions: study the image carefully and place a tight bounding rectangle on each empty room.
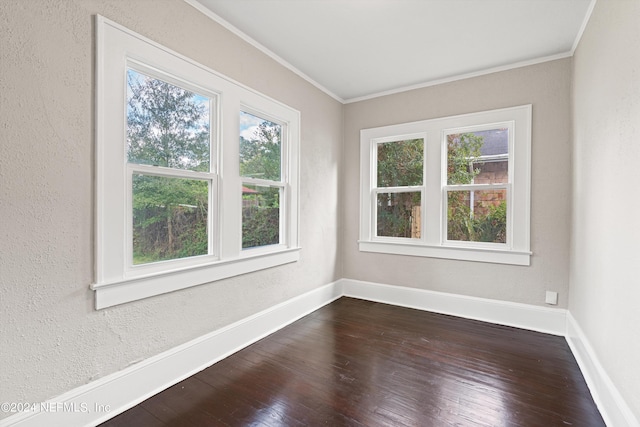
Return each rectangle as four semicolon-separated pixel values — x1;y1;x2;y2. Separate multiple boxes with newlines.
1;0;639;426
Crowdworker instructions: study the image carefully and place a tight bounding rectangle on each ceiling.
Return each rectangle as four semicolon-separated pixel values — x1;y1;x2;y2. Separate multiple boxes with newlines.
189;0;594;103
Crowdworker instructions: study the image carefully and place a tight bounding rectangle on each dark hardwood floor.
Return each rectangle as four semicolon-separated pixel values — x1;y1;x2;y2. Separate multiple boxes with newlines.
99;297;605;426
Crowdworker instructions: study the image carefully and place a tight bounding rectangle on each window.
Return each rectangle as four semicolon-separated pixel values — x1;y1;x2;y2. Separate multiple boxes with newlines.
93;16;300;309
445;127;509;245
359;105;531;265
375;138;424;239
127;69;213;266
240;111;284;249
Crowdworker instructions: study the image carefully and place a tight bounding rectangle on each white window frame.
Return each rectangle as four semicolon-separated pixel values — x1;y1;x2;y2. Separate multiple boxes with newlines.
239;108;288;254
372;134;426;239
359;105;531;265
93;16;300;309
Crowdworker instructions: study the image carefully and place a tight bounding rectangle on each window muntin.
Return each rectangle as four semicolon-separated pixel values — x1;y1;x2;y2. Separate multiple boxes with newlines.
359;105;531;265
94;16;300;309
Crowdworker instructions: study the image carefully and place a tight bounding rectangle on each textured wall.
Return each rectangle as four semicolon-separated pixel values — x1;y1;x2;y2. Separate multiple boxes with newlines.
571;0;640;419
0;0;342;415
343;59;573;307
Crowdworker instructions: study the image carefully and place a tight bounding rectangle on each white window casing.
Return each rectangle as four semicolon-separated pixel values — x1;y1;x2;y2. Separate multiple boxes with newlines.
93;16;300;309
359;105;531;265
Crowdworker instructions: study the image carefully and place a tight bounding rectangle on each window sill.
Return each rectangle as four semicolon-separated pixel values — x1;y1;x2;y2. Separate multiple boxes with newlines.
91;247;301;309
358;241;530;266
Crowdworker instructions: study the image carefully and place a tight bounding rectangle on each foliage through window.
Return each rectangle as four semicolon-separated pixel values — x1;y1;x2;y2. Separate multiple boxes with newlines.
132;174;209;264
240;111;284;249
375;139;423;238
241;185;280;248
127;69;212;264
359;105;531;265
94;16;300;308
445;129;508;244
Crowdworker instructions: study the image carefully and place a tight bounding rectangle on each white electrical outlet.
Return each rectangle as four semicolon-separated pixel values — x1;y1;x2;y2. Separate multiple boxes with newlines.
545;291;558;305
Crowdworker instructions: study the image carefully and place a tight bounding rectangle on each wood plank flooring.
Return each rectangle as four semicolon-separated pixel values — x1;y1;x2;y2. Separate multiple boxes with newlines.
99;297;605;426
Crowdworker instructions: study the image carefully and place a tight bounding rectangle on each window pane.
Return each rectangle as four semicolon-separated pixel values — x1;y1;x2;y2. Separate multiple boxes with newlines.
447;189;507;243
127;69;210;171
376;192;421;238
377;139;423;187
242;185;280;249
132;174;208;265
447;129;508;185
240;111;281;181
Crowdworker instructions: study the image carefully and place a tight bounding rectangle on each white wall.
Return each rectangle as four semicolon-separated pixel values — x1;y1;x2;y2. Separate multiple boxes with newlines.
343;59;573;308
0;0;342;418
571;0;640;420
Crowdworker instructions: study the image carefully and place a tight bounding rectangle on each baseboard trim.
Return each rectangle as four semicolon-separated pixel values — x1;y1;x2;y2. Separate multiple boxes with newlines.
0;281;342;427
341;278;567;336
566;313;640;427
6;279;636;427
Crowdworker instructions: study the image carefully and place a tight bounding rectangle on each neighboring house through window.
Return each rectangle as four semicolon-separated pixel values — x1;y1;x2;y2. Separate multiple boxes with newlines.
359;105;531;265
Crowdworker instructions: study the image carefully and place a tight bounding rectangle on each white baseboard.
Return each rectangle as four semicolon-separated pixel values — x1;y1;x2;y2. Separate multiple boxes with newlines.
0;281;342;427
4;279;635;427
341;278;567;336
566;313;640;427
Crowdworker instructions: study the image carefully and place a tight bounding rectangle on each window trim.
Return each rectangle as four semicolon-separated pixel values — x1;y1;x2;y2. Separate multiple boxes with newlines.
93;16;300;309
359;105;531;265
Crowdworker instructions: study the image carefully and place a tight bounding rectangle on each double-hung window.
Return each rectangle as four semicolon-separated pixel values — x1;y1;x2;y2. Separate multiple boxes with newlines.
239;111;286;250
374;136;425;239
93;17;300;309
359;105;531;265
